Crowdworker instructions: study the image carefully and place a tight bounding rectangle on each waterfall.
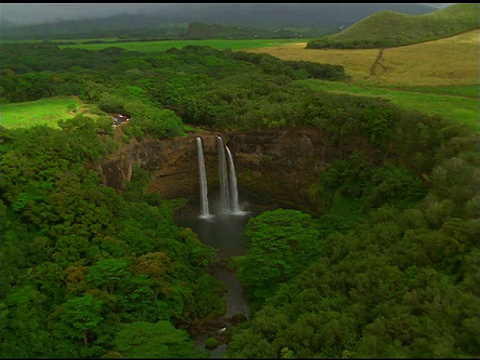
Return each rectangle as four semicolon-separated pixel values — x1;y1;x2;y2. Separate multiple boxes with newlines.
197;135;245;218
226;146;241;214
196;137;211;219
217;136;245;215
217;136;230;214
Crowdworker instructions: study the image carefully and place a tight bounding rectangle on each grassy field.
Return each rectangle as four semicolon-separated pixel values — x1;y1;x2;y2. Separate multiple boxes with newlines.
242;30;479;130
4;31;478;131
60;38;310;52
317;3;479;48
1;97;98;129
243;30;479;87
300;79;479;130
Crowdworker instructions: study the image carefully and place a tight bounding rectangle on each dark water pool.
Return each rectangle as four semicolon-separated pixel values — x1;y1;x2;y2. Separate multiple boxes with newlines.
174;196;266;357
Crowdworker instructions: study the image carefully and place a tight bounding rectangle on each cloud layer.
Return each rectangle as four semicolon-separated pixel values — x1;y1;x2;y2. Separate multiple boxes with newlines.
1;3;451;26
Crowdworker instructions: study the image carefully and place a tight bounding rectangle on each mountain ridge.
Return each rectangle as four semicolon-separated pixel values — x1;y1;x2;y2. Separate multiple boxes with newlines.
1;3;436;40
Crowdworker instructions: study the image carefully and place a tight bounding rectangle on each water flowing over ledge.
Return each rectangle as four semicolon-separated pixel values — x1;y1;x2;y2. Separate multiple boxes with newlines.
196;135;248;220
196;137;212;219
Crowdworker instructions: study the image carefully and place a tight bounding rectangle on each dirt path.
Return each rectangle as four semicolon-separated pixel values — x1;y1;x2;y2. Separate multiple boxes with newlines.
366;48;387;80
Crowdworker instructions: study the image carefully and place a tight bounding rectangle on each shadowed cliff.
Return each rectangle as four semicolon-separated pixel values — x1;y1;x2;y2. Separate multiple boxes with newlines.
100;126;380;215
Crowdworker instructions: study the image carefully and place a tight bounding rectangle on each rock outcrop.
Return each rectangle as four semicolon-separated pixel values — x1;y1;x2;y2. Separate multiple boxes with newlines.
100;126;378;214
100;131;220;198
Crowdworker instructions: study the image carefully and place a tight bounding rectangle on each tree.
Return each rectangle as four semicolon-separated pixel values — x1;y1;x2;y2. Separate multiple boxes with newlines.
237;209;320;310
112;321;209;358
52;294;104;345
1;285;51;358
86;259;130;294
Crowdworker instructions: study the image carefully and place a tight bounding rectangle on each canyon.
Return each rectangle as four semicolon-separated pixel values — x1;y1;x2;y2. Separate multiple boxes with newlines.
99;126;380;215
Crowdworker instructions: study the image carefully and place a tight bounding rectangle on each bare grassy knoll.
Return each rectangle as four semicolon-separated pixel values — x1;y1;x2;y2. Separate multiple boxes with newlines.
1;97;101;129
244;30;479;87
307;3;479;49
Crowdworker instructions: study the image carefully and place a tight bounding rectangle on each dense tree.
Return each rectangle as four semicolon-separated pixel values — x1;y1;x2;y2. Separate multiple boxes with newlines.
112;321;209;358
1;40;478;359
236;209;321;312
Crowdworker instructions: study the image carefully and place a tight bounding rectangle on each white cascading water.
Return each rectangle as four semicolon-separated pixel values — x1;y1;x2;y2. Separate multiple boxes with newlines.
226;145;242;214
217;136;230;214
196;137;212;219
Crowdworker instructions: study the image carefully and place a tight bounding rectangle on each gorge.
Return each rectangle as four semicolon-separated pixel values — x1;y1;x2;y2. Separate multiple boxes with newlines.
99;126;381;216
96;124;421;355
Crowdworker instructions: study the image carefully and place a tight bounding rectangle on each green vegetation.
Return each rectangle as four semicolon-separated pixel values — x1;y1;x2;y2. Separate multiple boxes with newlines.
0;42;348;133
249;30;479;87
227;102;479;358
307;3;480;49
0;116;225;357
1;31;478;359
112;321;209;358
1;97;98;129
185;21;325;40
205;337;220;350
60;38;310;52
236;209;321;312
299;79;479;130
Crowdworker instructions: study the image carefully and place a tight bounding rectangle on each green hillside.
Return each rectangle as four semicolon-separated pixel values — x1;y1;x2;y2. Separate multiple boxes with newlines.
307;3;480;49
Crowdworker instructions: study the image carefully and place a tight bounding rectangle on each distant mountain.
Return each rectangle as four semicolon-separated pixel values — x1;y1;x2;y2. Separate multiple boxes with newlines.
184;21;328;40
1;3;437;40
143;3;437;27
307;3;480;49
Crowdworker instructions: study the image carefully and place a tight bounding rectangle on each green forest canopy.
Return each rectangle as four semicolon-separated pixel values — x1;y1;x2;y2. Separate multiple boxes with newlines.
1;41;478;358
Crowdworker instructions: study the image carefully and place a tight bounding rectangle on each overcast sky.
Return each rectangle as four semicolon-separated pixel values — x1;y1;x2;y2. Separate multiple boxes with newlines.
1;3;455;26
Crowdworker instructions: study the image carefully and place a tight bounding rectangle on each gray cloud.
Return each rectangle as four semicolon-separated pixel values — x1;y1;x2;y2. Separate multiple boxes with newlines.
1;3;454;26
1;3;193;25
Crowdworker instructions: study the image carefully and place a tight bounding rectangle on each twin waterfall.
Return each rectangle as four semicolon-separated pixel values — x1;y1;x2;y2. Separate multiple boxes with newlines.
196;136;244;219
196;137;211;219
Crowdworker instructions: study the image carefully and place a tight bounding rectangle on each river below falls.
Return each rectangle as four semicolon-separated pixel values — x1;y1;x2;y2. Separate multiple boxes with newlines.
174;198;268;357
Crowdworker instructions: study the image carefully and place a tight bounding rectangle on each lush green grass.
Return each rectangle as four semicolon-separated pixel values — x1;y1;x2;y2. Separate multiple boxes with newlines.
300;79;479;130
375;84;478;98
4;80;476;132
308;3;479;49
334;4;479;42
60;38;311;52
1;97;85;129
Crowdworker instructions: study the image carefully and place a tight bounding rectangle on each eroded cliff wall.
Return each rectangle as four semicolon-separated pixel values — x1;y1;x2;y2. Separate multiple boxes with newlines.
100;126;378;214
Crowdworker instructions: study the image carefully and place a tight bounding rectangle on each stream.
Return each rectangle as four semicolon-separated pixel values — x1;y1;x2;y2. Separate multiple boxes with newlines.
175;194;264;358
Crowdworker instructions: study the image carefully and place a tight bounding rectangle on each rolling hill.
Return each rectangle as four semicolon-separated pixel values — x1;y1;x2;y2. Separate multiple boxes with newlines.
1;3;436;40
307;3;480;49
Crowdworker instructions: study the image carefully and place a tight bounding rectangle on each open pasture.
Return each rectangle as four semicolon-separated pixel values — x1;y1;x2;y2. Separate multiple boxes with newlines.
300;80;478;130
243;30;479;130
60;38;309;52
243;30;479;87
1;97;93;129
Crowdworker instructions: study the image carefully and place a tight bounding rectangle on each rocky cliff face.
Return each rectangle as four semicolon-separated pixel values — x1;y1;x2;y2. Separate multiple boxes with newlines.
225;127;328;213
100;126;378;214
100;131;220;198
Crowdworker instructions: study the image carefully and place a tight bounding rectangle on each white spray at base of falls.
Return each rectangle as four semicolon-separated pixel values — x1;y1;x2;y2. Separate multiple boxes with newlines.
196;137;212;219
